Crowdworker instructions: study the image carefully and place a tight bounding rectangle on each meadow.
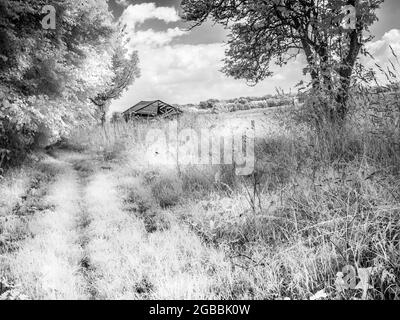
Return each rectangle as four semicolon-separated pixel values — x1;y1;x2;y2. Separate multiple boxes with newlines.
2;90;398;300
1;0;399;301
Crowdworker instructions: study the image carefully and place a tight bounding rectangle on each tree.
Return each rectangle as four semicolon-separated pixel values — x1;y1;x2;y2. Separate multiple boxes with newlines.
199;99;219;109
110;112;123;123
0;0;137;166
91;44;140;125
181;0;383;124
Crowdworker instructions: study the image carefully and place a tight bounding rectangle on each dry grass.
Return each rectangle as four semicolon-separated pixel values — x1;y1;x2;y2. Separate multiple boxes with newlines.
0;156;70;299
65;100;400;300
0;167;31;217
83;171;232;299
6;164;87;299
1;87;399;299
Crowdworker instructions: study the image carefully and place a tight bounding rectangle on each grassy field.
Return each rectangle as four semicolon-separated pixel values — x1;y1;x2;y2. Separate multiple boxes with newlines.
1;103;399;300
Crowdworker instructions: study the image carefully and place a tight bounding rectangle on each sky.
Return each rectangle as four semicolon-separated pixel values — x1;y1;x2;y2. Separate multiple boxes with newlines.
109;0;400;113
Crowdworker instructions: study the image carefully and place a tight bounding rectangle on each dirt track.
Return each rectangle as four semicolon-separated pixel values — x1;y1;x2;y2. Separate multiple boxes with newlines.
1;151;232;300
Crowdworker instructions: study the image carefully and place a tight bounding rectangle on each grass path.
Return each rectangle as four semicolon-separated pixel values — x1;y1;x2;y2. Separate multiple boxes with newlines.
2;151;233;300
7;159;87;299
83;171;231;299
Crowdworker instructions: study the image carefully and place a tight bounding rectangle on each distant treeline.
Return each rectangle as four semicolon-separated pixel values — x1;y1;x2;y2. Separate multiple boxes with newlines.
178;93;301;113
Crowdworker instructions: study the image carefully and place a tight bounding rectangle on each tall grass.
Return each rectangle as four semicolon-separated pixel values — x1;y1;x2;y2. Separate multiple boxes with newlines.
60;55;400;299
64;89;399;299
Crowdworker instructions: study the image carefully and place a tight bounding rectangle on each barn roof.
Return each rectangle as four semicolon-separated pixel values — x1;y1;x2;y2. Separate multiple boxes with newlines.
123;100;158;114
122;100;181;117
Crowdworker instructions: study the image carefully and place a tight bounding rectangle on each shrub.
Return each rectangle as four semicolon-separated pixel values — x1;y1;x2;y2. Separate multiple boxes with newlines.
125;185;154;213
213;164;238;194
101;140;126;162
181;166;214;196
150;175;183;208
0;118;35;169
199;99;219;110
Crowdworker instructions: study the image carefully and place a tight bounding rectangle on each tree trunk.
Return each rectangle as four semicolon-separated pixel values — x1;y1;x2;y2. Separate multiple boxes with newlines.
100;106;106;127
301;37;320;89
335;70;352;123
334;28;362;124
90;98;107;126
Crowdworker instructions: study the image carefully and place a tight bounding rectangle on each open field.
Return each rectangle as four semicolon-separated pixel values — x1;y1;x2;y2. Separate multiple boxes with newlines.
1;104;399;300
2;0;400;304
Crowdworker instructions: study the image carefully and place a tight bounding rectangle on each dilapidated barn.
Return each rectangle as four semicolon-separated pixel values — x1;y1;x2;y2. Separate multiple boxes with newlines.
122;100;182;121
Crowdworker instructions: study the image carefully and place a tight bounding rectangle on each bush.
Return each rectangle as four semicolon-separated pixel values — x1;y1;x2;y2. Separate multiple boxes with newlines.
150;175;183;208
123;177;171;233
267;97;292;108
199;99;219;110
0;118;35;169
181;166;214;196
125;185;154;213
100;141;126;161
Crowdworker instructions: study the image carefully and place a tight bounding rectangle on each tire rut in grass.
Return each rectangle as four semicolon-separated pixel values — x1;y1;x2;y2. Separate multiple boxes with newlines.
73;161;99;300
1;158;88;299
122;182;171;234
0;161;59;256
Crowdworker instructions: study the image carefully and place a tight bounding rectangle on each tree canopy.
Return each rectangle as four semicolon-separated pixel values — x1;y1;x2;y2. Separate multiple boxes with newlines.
0;0;140;166
181;0;384;122
91;38;140;125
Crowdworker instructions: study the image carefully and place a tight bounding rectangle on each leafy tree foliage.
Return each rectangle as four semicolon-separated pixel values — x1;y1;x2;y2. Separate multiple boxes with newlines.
91;40;140;125
110;112;123;123
0;0;140;167
181;0;383;123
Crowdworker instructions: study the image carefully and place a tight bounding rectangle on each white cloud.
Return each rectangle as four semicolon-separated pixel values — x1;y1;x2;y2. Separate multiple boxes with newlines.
111;28;400;113
111;43;304;111
366;29;400;60
363;29;400;82
120;3;180;32
120;3;185;50
115;0;129;7
130;27;187;48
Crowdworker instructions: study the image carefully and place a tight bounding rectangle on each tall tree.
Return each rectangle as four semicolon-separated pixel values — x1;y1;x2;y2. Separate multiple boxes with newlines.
0;0;139;166
181;0;383;123
91;44;140;125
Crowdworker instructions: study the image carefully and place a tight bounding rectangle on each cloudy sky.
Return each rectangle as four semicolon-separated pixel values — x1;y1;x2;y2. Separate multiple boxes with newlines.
109;0;400;113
